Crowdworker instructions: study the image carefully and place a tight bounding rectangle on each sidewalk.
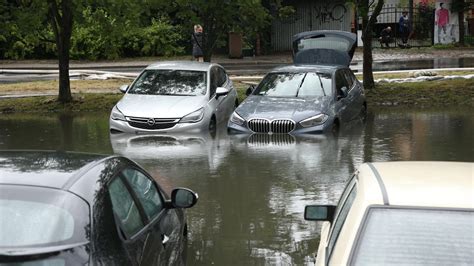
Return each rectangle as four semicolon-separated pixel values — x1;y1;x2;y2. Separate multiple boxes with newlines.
1;47;473;70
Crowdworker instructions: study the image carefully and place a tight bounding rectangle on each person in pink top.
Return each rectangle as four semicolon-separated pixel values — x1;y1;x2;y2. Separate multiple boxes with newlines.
436;2;450;43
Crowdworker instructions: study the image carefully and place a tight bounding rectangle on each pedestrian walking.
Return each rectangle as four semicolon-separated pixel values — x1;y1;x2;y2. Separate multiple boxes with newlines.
399;11;410;48
192;25;204;62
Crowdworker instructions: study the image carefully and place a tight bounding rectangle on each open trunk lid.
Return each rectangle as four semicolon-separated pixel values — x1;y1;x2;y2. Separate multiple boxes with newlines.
292;30;357;67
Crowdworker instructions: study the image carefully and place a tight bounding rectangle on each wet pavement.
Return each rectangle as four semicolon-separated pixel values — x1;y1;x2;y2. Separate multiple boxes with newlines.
1;48;474;83
0;109;473;264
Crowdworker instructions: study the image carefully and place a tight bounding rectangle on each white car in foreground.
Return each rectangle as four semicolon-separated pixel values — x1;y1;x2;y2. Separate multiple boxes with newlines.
110;61;238;134
305;161;474;265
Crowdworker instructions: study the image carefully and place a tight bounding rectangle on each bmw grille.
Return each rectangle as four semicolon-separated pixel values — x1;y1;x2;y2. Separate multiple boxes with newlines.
248;119;295;134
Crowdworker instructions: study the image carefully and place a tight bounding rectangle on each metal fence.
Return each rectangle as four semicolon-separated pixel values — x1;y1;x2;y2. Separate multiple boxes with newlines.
367;4;435;48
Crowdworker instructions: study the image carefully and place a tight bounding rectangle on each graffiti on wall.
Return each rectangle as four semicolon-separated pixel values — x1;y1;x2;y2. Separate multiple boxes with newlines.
314;3;347;25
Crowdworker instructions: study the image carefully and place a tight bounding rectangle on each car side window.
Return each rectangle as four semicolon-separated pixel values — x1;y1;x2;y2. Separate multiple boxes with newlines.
209;67;217;97
335;70;349;98
217;67;227;87
326;176;358;262
343;69;354;89
121;168;164;221
108;177;145;238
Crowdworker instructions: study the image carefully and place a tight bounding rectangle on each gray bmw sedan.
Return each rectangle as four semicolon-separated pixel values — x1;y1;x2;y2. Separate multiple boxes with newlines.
228;30;366;135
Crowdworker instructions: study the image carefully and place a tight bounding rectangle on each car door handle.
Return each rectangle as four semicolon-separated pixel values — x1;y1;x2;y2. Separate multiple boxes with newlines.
162;234;169;245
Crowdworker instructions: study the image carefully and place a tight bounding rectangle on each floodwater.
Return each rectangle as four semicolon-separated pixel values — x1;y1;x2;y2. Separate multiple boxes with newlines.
370;57;474;72
0;109;473;265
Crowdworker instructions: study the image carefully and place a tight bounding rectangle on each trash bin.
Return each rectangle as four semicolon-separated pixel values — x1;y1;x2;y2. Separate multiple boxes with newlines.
229;32;243;59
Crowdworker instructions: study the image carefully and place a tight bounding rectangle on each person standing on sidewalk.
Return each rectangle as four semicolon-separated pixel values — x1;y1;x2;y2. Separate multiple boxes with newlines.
399;11;410;48
192;25;204;62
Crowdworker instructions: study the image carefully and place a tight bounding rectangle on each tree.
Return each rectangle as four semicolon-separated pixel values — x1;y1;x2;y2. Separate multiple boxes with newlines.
47;0;74;103
452;0;474;46
173;0;276;61
355;0;385;90
7;0;74;103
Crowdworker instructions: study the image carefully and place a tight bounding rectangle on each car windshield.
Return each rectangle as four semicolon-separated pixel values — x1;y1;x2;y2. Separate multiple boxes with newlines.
128;69;207;96
351;207;474;265
254;72;331;97
0;185;89;249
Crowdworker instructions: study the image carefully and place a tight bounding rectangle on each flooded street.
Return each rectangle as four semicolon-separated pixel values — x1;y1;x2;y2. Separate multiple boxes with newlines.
0;109;472;265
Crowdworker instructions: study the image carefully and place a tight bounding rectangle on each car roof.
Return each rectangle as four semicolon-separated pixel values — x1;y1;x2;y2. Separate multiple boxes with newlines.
0;150;109;190
269;64;341;75
145;61;217;72
358;161;474;209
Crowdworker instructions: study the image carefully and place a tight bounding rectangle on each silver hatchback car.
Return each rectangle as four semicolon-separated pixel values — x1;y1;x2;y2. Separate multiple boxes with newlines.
110;61;238;134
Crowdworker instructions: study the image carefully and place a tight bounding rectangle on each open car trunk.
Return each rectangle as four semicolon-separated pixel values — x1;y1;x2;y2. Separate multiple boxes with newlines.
292;30;357;67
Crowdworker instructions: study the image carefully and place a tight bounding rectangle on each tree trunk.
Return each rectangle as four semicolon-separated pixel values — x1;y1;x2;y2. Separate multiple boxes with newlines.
361;15;374;89
255;33;261;56
58;31;72;102
48;0;73;103
459;3;465;46
360;0;385;90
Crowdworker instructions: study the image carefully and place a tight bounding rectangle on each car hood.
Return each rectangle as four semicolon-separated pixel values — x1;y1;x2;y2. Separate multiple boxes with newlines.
236;96;330;121
116;94;207;118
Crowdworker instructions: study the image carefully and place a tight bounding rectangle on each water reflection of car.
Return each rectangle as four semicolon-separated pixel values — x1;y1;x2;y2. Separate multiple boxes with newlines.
110;61;238;134
110;131;231;172
304;162;474;265
110;133;210;159
228;31;366;134
0;150;198;265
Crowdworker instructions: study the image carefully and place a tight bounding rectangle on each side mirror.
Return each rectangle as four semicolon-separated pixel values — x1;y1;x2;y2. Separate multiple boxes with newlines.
171;188;198;208
216;87;230;99
119;85;129;94
245;85;255;96
337;86;348;100
304;205;336;221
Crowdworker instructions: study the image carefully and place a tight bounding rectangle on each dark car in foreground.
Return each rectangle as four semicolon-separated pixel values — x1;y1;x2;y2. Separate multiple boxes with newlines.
228;30;366;134
0;150;198;265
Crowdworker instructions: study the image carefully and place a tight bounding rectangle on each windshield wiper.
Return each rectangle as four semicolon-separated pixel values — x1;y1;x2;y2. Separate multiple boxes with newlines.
316;73;327;96
295;73;307;97
157;93;195;96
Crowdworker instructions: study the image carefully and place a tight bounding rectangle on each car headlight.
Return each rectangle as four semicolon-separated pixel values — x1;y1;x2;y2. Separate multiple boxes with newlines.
299;114;328;128
180;108;204;123
230;112;245;126
111;106;126;121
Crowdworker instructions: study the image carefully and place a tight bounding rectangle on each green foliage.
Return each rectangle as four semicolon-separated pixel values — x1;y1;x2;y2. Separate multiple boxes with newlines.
138;19;184;57
0;1;54;59
70;6;185;60
415;3;434;39
1;0;286;60
71;7;121;60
